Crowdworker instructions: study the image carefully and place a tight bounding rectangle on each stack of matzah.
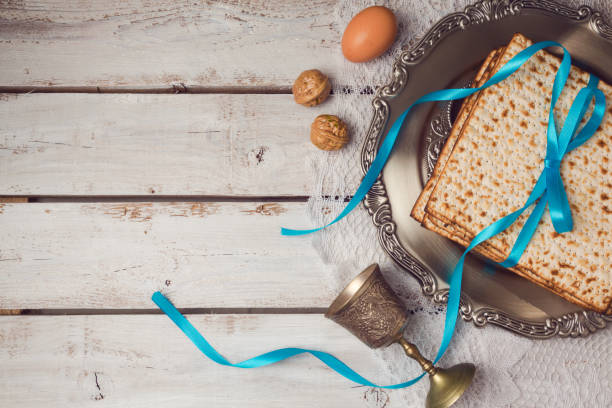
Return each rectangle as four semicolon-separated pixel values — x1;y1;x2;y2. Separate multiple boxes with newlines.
411;33;612;314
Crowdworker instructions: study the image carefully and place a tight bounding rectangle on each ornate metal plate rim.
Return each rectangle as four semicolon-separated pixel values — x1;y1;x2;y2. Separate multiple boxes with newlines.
360;0;612;339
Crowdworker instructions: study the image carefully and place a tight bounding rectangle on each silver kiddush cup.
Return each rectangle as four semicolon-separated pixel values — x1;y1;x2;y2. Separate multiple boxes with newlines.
325;264;475;408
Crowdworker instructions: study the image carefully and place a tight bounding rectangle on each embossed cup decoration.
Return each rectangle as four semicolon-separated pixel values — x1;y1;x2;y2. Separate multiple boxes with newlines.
326;264;475;408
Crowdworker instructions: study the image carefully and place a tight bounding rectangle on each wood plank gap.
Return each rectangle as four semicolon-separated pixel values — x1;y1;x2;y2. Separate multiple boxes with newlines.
20;196;354;203
0;307;328;316
0;86;374;95
23;195;312;203
0;85;293;94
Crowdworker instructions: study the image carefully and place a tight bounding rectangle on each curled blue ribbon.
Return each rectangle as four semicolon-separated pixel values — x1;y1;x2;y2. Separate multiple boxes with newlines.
152;291;425;388
153;41;606;389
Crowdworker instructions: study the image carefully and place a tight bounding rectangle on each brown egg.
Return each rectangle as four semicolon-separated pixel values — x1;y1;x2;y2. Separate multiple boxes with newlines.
342;6;397;63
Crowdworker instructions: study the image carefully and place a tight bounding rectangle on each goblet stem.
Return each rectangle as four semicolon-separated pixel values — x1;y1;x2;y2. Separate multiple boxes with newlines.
398;337;438;376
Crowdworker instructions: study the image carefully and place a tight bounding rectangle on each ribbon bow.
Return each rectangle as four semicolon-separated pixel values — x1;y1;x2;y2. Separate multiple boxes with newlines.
545;75;606;233
480;74;605;272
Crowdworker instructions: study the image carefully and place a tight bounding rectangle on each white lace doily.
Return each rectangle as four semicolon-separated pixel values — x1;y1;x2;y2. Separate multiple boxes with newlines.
306;1;612;406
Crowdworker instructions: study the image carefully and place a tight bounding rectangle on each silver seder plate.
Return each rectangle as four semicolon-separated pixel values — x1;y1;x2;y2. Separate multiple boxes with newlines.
361;0;612;338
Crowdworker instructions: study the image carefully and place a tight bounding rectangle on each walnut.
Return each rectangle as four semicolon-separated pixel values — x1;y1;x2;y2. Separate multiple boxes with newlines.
310;115;349;151
292;69;331;107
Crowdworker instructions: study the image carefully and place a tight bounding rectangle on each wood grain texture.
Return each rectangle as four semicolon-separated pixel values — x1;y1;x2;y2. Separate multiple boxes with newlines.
0;93;335;196
0;0;341;89
0;314;403;408
0;202;337;309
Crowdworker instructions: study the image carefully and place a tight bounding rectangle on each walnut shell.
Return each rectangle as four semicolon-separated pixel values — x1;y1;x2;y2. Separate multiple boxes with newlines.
310;115;349;151
292;69;331;107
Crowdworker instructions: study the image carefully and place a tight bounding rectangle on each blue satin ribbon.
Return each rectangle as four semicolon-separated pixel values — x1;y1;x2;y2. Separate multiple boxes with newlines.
153;41;606;389
152;291;426;388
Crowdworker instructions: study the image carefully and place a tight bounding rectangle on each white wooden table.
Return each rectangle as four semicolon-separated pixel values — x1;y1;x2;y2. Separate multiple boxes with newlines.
0;1;402;407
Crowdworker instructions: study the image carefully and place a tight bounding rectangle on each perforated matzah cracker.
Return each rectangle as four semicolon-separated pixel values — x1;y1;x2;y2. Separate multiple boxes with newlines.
411;47;504;222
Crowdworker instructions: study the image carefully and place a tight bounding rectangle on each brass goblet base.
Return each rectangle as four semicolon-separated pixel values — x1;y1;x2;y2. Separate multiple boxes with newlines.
397;338;475;408
326;264;476;408
426;362;476;408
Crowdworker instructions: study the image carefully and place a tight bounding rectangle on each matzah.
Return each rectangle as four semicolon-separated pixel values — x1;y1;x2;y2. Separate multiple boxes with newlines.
411;47;504;222
415;33;612;314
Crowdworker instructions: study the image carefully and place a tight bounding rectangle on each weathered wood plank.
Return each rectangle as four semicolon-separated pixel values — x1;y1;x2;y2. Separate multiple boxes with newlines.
0;0;341;89
0;93;336;196
0;202;337;309
0;314;405;408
